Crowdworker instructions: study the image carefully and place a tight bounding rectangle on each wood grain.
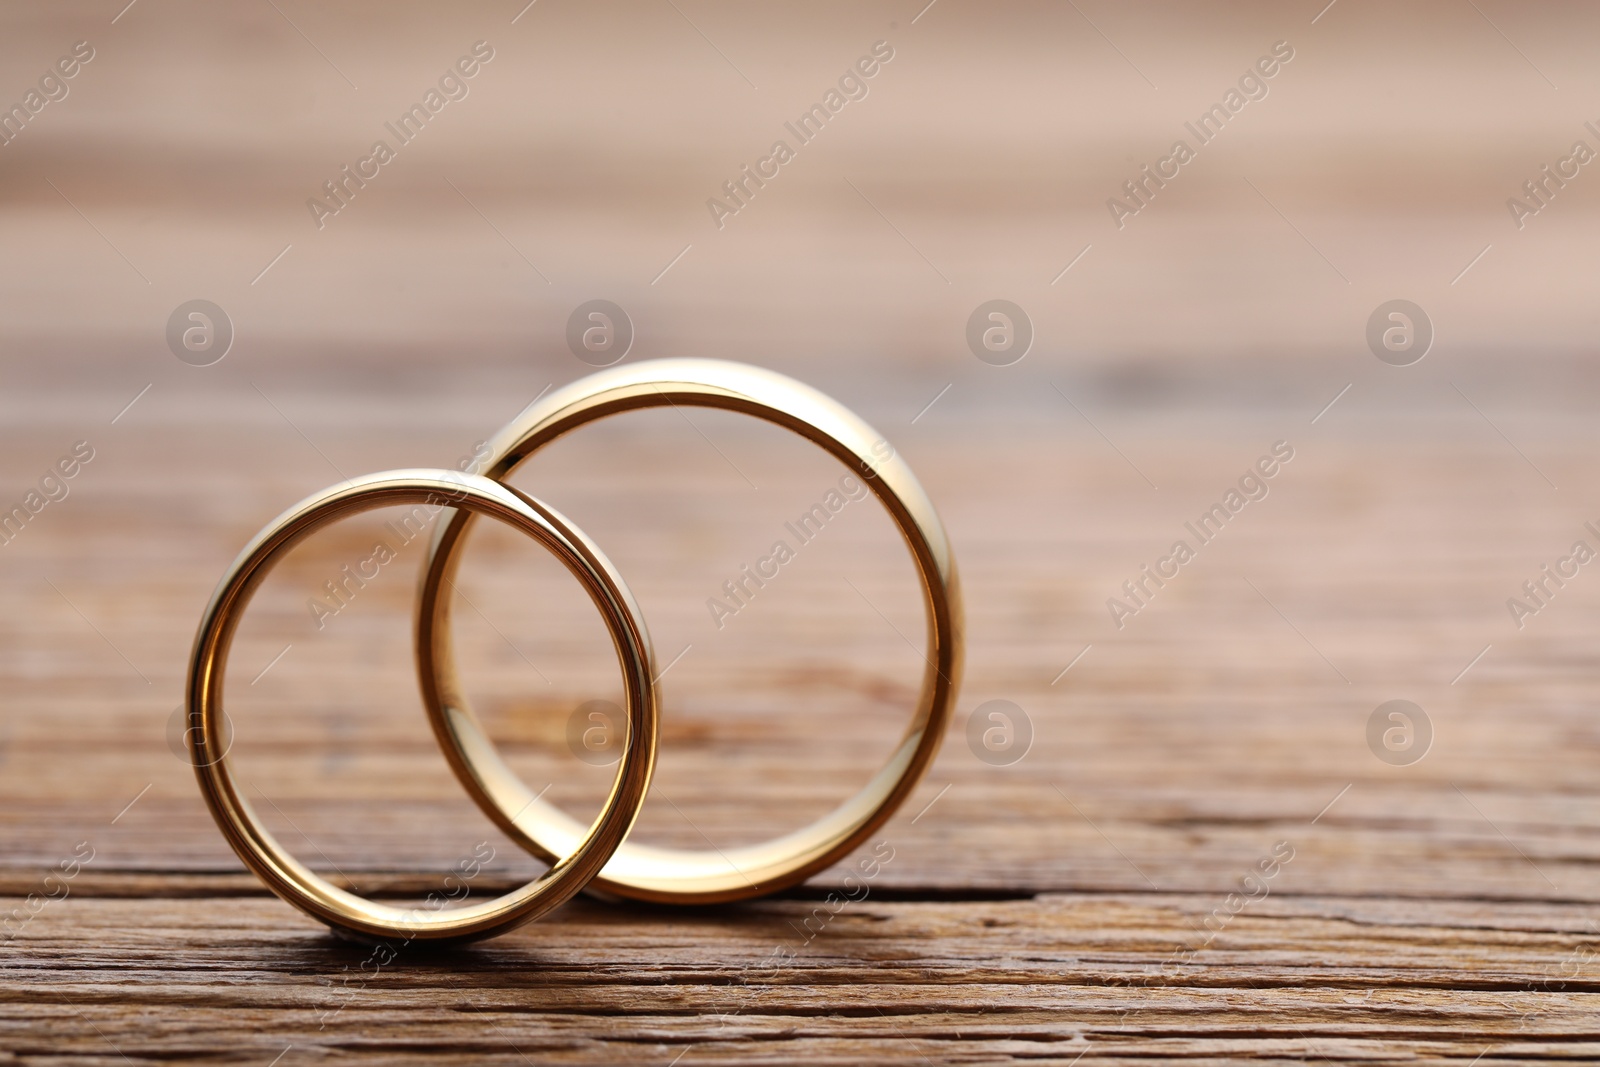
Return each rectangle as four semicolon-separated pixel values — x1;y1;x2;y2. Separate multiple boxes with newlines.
7;0;1600;1059
3;410;1600;1062
7;893;1600;1064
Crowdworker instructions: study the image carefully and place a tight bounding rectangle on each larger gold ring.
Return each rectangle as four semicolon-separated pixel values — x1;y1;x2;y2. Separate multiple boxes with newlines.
188;469;658;943
417;359;963;903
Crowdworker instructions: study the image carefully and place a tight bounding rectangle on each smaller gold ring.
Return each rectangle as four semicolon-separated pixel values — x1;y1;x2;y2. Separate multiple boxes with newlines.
187;469;658;943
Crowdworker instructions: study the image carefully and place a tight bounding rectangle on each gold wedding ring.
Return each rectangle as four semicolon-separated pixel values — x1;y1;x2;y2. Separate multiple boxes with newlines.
190;361;964;936
417;359;964;904
187;470;658;943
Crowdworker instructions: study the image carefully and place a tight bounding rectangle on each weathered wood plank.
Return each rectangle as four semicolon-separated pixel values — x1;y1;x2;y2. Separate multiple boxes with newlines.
5;424;1600;897
7;1;1600;1057
4;893;1600;1064
4;410;1600;1059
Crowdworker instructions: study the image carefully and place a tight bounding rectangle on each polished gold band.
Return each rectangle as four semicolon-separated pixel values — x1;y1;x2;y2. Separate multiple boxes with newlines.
187;469;658;943
417;359;964;904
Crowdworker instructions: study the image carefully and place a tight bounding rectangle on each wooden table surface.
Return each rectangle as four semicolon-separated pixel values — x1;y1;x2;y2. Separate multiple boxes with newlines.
6;1;1600;1062
3;399;1598;1064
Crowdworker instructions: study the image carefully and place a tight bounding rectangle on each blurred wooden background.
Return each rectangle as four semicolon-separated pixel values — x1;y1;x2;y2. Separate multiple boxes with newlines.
4;1;1600;1062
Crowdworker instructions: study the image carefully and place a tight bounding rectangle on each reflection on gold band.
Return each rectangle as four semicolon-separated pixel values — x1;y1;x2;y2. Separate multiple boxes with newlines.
418;359;963;904
188;470;658;943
